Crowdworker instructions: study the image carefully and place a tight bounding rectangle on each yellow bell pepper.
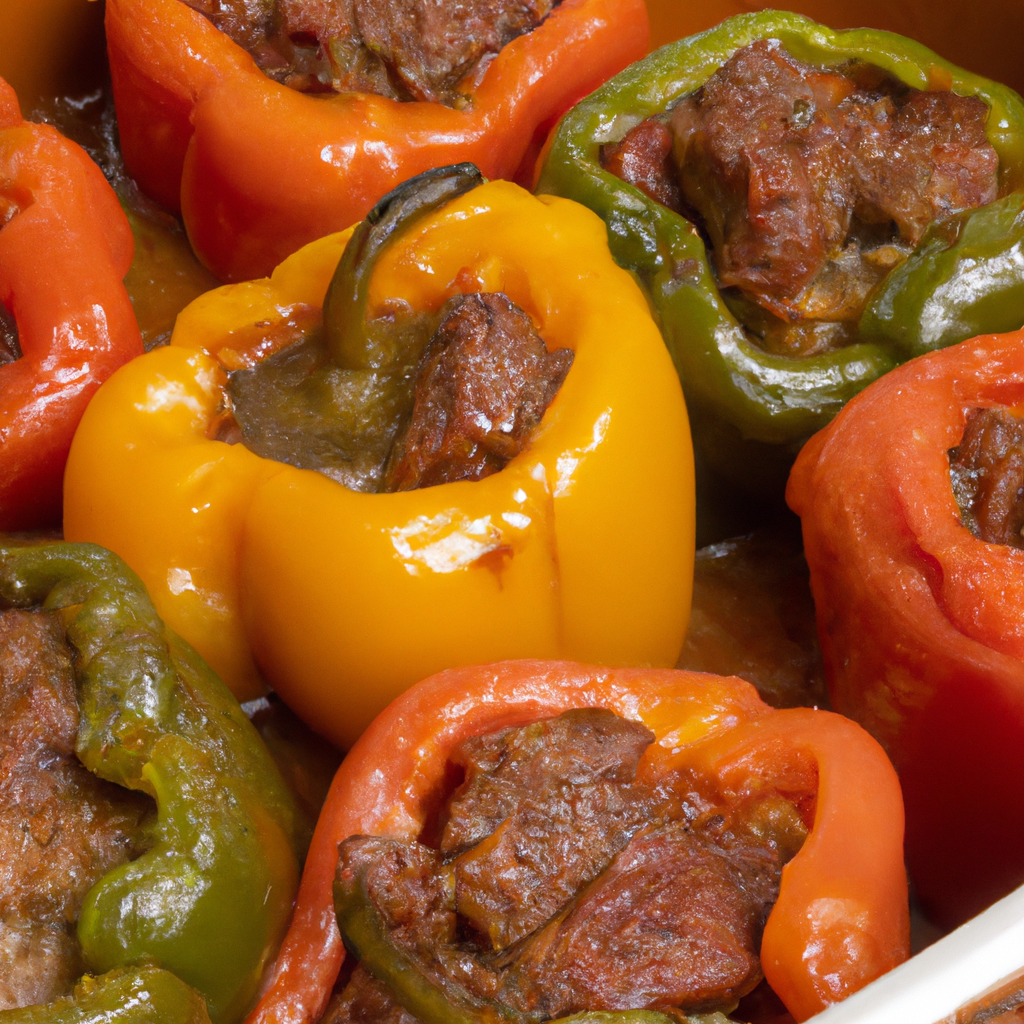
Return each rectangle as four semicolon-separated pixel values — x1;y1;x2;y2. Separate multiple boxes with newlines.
64;177;694;748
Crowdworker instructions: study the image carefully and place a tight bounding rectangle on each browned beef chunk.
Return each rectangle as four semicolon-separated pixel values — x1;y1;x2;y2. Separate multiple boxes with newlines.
331;836;501;1023
442;709;654;852
338;836;456;947
321;966;420;1024
332;709;795;1022
444;710;656;949
668;40;998;326
0;304;19;366
351;0;553;103
183;0;276;53
950;407;1024;548
849;89;999;245
383;292;573;492
0;611;149;1011
499;821;780;1017
671;41;858;318
601;117;683;213
184;0;554;103
452;792;651;951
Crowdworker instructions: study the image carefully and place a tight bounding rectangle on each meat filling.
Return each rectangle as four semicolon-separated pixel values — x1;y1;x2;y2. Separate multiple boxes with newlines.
183;0;555;104
383;293;573;492
950;407;1024;548
499;822;779;1017
0;611;150;1010
442;710;656;949
222;303;434;494
225;291;572;492
602;118;682;214
326;708;807;1023
603;40;999;357
0;303;19;366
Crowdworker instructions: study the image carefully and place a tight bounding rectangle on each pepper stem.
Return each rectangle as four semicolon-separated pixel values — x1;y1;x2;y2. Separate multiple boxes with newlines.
323;163;486;369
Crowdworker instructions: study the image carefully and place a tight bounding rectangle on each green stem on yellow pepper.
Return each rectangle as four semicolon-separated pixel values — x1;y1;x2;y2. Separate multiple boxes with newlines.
323;163;484;369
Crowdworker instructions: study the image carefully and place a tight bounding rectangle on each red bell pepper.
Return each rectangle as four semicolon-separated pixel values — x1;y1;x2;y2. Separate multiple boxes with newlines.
0;77;141;530
104;0;649;283
788;329;1024;929
245;660;908;1024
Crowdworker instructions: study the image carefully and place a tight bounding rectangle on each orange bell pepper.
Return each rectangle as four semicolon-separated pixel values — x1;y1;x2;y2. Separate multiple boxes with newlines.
64;178;694;745
0;77;142;530
787;329;1024;929
104;0;649;282
246;659;909;1024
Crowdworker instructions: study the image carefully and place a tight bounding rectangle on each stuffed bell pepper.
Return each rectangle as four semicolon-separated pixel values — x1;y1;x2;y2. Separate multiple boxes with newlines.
0;78;142;530
537;11;1024;496
246;659;909;1024
788;328;1024;929
64;167;694;747
0;540;305;1022
105;0;648;281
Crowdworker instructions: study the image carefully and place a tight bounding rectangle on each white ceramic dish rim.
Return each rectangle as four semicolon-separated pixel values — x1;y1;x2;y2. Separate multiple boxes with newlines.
808;883;1024;1024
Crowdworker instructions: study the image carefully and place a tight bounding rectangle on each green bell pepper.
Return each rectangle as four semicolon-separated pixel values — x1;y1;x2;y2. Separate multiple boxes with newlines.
536;10;1024;495
0;968;211;1024
860;190;1024;354
0;541;306;1024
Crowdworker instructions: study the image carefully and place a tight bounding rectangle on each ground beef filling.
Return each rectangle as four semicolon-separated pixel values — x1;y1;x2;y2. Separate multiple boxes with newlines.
224;291;572;492
326;709;807;1023
602;39;999;357
0;611;150;1011
0;303;20;366
183;0;555;104
950;407;1024;548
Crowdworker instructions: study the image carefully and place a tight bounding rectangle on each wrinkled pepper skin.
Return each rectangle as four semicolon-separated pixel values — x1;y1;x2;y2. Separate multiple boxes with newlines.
246;660;908;1024
0;542;305;1024
0;78;142;530
104;0;648;282
536;11;1024;492
787;329;1024;929
64;179;694;745
0;967;211;1024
